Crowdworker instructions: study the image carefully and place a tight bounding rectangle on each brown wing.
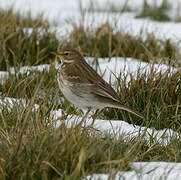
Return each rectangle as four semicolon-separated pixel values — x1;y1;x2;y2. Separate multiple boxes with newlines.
64;59;123;104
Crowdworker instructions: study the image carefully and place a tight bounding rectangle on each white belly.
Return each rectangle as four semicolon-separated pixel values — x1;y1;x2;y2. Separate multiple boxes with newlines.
57;78;105;109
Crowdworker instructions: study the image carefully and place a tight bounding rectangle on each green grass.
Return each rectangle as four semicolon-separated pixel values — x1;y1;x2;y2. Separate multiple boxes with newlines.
0;7;180;72
0;98;181;179
136;0;171;21
62;23;180;67
0;8;59;71
101;67;181;129
136;0;181;22
86;1;132;13
0;5;181;179
1;65;180;131
0;8;46;27
87;0;181;22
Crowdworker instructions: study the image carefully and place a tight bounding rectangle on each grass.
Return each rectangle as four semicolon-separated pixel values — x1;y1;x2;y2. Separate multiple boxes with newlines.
136;0;181;22
86;0;181;22
136;0;171;21
0;98;181;179
62;23;180;66
101;68;181;131
0;8;59;71
86;1;132;13
0;5;181;179
1;65;180;131
0;7;181;71
0;8;46;27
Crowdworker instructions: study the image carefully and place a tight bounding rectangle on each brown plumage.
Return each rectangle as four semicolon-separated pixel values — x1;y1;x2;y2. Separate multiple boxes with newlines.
53;49;145;120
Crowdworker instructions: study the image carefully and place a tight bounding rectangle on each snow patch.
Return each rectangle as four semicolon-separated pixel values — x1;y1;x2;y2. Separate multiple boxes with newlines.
52;109;180;146
0;57;176;86
85;161;181;180
0;97;39;112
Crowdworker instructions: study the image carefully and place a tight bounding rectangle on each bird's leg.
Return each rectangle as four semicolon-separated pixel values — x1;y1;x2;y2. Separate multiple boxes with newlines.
91;108;104;126
79;108;91;125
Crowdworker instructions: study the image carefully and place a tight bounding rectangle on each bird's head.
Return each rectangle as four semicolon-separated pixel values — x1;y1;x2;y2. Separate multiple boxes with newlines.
51;49;82;64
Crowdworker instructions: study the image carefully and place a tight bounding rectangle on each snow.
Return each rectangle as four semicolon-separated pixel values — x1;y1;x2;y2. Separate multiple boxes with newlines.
0;71;9;85
1;0;181;46
81;0;181;21
53;109;179;146
0;96;39;112
0;55;178;147
51;11;181;49
0;53;178;148
89;57;176;83
0;57;176;86
2;96;178;148
0;64;50;84
0;0;78;22
85;162;181;180
1;0;181;20
9;64;50;75
81;0;181;11
60;12;181;48
0;0;181;179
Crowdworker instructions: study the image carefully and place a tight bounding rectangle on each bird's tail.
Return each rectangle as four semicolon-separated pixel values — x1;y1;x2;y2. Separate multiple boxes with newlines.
113;103;146;119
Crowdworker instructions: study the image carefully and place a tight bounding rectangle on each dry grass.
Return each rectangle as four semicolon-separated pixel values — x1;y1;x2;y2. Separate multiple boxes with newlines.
61;23;180;67
0;5;180;179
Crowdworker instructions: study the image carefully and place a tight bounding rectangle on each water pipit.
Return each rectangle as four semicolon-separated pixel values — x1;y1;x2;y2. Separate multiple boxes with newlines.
52;49;145;123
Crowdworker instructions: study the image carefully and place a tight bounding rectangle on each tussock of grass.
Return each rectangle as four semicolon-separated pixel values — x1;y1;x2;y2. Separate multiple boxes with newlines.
0;88;180;179
0;97;181;179
0;8;45;27
0;25;58;70
0;67;79;118
62;23;180;66
0;8;59;71
136;0;171;21
96;67;181;131
0;7;180;72
1;64;180;131
86;1;132;13
135;0;181;22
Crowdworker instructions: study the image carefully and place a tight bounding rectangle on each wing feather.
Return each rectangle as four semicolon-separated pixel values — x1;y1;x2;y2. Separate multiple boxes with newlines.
64;60;123;104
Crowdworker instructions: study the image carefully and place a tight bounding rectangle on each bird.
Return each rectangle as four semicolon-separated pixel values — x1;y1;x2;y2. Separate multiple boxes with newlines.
52;49;145;123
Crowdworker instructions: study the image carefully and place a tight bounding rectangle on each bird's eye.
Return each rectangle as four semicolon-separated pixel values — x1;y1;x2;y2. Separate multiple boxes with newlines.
64;52;69;56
